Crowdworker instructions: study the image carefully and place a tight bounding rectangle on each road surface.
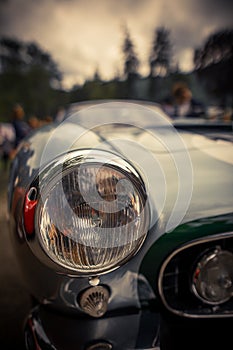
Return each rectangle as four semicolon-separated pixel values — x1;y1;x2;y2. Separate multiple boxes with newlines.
0;169;31;349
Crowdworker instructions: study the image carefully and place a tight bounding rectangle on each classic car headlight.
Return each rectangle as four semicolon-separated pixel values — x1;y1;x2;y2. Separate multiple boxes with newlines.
192;247;233;305
35;150;149;275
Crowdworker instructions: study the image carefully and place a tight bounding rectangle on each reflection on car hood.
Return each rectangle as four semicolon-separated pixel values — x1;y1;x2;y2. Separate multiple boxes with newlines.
91;123;233;224
22;113;233;230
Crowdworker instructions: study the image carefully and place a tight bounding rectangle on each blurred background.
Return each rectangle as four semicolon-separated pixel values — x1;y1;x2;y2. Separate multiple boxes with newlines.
0;0;232;123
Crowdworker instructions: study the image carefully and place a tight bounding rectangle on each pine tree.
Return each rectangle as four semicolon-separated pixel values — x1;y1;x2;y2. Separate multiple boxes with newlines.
122;27;140;79
149;27;172;77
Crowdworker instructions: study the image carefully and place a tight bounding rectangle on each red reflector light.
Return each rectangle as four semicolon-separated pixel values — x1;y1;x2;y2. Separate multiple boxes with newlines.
24;187;38;235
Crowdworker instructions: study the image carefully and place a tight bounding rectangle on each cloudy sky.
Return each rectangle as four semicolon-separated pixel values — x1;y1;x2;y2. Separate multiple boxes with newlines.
0;0;232;89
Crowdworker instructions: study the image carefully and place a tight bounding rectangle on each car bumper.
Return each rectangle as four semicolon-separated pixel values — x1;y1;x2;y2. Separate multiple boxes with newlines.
24;306;160;350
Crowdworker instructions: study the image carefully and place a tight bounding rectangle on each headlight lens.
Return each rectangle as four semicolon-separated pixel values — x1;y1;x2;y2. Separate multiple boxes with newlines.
192;247;233;305
36;151;149;274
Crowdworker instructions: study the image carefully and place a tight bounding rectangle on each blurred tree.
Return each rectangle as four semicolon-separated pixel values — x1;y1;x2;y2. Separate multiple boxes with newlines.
0;37;23;72
26;42;62;85
149;27;172;77
0;36;63;120
194;29;233;106
93;67;101;82
194;29;233;69
122;27;140;79
0;37;61;84
73;79;123;102
121;27;140;98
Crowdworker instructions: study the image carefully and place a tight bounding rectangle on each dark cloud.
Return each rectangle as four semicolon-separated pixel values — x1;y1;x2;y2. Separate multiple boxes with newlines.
198;0;233;16
0;0;232;87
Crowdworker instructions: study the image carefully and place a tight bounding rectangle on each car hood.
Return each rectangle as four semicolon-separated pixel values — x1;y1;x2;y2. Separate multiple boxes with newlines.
21;118;233;233
89;124;233;229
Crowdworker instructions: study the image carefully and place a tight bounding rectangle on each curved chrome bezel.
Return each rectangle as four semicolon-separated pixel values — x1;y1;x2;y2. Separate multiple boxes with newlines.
191;247;233;305
32;149;150;276
158;231;233;318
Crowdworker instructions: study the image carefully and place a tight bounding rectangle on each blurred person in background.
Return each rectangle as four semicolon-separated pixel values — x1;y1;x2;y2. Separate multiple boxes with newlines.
41;115;53;126
11;104;31;147
162;82;206;118
0;122;15;170
28;115;40;130
28;115;53;129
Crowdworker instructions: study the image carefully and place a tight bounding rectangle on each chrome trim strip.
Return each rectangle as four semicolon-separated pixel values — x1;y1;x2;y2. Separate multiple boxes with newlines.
158;231;233;318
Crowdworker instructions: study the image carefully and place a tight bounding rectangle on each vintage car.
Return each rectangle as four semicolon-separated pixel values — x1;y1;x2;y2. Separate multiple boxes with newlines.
8;101;233;350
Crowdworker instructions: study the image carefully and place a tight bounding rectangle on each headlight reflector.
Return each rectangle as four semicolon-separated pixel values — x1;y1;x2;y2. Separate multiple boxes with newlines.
36;151;149;274
192;247;233;305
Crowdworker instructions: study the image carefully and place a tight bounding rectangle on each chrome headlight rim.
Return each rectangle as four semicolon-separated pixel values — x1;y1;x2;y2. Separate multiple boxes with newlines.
191;247;233;306
34;149;150;276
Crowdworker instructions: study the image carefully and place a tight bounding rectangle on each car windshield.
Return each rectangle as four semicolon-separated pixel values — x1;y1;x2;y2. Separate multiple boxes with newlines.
65;100;233;132
65;100;171;129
